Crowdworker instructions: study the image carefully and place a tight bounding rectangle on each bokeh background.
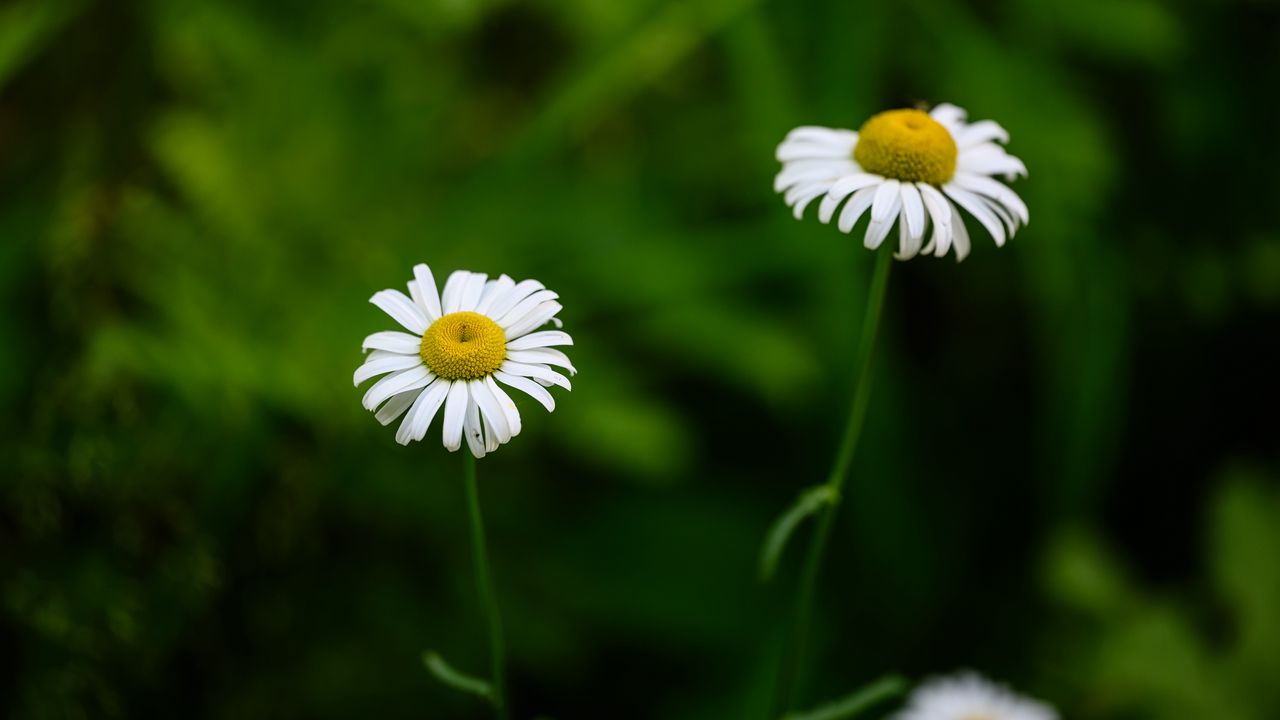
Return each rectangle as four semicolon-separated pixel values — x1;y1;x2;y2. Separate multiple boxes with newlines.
3;0;1279;717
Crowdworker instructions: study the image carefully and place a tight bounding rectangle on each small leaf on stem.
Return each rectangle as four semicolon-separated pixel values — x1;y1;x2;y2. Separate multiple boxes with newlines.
783;675;907;720
423;650;495;703
759;485;840;581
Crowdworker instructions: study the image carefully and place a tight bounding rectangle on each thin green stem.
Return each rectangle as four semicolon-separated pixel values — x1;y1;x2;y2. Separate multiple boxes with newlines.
464;453;508;720
774;248;893;717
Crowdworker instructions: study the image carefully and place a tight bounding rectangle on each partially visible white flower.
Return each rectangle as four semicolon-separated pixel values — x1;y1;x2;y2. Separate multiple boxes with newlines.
775;103;1028;261
896;672;1058;720
354;263;574;457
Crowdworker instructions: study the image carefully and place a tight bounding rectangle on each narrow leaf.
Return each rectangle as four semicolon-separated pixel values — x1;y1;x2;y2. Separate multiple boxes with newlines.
784;675;907;720
0;0;82;87
759;484;839;581
422;650;494;702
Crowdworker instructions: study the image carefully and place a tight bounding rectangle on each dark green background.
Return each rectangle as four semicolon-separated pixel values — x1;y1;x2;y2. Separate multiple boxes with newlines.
3;0;1278;717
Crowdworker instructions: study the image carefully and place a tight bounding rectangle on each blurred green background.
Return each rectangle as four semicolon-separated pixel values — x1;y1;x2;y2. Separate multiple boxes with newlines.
3;0;1279;717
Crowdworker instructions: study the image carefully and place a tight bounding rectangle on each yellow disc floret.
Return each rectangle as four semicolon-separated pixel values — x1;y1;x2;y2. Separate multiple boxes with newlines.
420;311;507;381
853;109;957;185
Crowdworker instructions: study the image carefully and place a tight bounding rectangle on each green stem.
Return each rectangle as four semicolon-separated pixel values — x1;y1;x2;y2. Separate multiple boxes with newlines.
774;248;892;716
464;453;508;720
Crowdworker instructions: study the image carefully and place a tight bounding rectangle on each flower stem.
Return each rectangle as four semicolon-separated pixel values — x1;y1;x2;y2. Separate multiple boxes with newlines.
774;248;892;717
464;452;508;720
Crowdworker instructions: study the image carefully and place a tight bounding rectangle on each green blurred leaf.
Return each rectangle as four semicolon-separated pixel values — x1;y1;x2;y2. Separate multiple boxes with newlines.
514;0;761;154
1043;527;1133;615
758;484;836;582
1210;470;1280;700
422;651;494;703
1042;469;1280;718
782;675;906;720
0;0;81;87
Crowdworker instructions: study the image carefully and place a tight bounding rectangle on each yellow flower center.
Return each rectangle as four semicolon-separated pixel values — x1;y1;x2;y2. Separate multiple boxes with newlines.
853;108;957;185
419;311;507;381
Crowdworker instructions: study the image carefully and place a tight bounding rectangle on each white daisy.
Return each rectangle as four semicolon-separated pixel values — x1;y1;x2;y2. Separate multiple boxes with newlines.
775;103;1028;261
896;672;1058;720
354;263;575;457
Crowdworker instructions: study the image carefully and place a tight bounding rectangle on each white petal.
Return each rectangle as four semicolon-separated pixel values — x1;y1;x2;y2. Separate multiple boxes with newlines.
899;182;925;240
439;270;470;315
480;411;500;453
775;157;849;173
929;103;967;129
783;180;828;206
370;290;428;334
485;376;521;437
837;185;879;234
504;302;563;340
364;350;411;368
775;130;857;162
375;388;421;426
779;126;858;148
817;173;882;224
362;330;422;355
950;200;972;261
475;275;515;315
441;380;468;451
457;272;488;312
864;179;903;250
918;183;953;258
774;158;854;179
958;144;1027;178
395;382;440;445
362;366;432;410
894;214;910;260
787;184;831;219
870;179;902;223
944;184;1006;247
495;370;556;412
953;119;1009;148
463;400;486;458
486;279;545;321
506;348;575;374
505;330;573;350
354;353;422;386
468;379;512;444
500;360;571;391
408;379;450;441
409;264;443;322
496;289;559;328
775;160;857;193
895;203;923;260
982;194;1018;235
951;171;1029;225
774;160;854;193
776;141;852;163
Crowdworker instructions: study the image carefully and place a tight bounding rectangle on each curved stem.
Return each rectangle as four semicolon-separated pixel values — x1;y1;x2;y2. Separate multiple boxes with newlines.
464;453;509;720
774;248;892;716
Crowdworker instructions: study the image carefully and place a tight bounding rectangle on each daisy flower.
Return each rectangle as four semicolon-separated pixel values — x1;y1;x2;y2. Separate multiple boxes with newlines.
774;103;1028;261
354;264;575;457
896;672;1058;720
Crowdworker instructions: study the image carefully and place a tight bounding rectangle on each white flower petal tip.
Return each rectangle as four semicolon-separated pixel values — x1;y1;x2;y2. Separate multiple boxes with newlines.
775;103;1026;261
355;263;574;456
894;672;1059;720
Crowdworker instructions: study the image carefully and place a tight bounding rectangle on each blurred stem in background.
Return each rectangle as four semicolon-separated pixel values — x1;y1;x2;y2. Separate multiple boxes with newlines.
773;248;892;717
465;453;509;720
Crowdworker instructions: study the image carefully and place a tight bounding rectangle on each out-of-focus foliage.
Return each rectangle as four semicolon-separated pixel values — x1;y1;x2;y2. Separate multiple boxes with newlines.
1044;468;1280;719
1;0;1277;717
